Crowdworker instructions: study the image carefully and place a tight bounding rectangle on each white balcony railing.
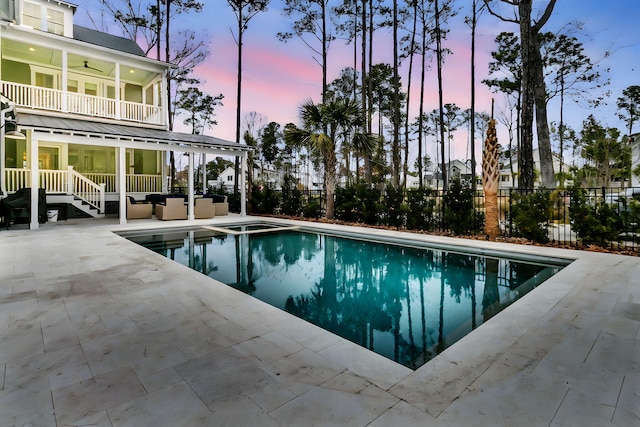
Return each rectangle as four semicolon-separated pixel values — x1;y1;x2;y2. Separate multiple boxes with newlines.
82;172;163;193
5;168;162;195
1;81;164;126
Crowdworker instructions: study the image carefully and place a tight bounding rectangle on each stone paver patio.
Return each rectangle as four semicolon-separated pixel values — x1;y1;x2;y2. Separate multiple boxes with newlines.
0;216;638;426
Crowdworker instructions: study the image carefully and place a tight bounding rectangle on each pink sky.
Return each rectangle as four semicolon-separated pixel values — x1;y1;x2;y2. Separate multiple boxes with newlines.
80;0;640;169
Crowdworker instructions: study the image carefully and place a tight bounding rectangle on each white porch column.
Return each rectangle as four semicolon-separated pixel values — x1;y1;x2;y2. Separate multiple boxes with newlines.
161;70;168;127
240;151;247;216
161;151;168;193
115;62;121;120
187;152;194;220
61;50;68;112
201;154;207;194
118;146;126;224
29;134;39;229
0;103;10;198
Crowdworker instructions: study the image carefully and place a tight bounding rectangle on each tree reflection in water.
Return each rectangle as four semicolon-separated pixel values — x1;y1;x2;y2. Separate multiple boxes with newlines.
131;229;562;370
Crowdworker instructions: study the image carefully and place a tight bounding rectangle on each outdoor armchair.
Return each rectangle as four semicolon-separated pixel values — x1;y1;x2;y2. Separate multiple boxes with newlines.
126;196;153;219
156;197;188;220
194;198;215;219
203;194;229;216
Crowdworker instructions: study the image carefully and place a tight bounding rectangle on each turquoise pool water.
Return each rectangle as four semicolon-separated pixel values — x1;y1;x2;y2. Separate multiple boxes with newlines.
124;224;568;369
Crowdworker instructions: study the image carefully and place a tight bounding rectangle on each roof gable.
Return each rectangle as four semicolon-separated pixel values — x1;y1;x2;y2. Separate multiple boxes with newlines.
73;25;145;56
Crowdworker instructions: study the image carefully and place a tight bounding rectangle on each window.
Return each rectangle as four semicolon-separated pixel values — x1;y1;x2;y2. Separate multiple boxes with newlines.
22;2;41;29
227;175;233;182
35;72;54;88
84;82;97;96
0;0;14;21
67;80;78;93
47;8;64;35
106;85;116;99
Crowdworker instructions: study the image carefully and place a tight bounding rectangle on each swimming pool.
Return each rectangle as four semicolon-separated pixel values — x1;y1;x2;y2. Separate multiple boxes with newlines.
122;223;570;369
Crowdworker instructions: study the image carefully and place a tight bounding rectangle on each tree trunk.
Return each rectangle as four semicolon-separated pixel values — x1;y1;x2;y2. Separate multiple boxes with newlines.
325;149;337;219
165;0;176;189
402;1;417;190
470;0;478;193
321;0;328;102
417;3;427;188
518;0;535;190
531;33;555;188
435;0;447;190
361;0;372;184
233;6;243;194
391;0;400;189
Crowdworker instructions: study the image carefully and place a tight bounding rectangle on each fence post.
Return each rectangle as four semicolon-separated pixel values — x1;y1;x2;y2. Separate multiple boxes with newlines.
508;188;513;238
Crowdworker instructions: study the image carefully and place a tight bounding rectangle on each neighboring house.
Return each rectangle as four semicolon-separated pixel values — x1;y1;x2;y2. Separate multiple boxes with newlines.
214;166;237;192
215;163;284;191
631;133;640;187
0;0;250;228
421;159;475;189
498;148;567;189
213;160;326;192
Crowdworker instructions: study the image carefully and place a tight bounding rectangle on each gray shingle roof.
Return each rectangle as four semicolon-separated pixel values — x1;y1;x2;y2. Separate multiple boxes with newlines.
17;113;250;153
73;25;145;56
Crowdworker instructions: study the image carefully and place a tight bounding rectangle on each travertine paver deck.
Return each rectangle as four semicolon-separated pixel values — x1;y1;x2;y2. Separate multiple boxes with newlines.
0;216;638;426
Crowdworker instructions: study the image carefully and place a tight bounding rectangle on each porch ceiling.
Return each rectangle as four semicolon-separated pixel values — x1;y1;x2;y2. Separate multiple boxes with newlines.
16;113;252;156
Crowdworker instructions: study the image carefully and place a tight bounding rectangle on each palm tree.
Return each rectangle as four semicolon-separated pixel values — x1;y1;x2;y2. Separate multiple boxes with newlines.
285;98;375;219
483;115;500;240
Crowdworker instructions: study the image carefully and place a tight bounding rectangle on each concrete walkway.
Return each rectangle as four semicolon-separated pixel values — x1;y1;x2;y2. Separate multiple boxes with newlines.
0;216;638;426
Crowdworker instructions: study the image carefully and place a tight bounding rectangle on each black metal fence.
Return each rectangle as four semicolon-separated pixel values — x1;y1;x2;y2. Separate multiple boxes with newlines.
238;186;640;254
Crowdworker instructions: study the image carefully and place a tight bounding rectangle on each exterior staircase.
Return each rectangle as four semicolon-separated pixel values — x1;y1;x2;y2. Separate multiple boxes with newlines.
46;194;105;218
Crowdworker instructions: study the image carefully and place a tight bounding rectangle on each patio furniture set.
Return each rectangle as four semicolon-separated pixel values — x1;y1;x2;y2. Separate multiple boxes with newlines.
126;194;229;220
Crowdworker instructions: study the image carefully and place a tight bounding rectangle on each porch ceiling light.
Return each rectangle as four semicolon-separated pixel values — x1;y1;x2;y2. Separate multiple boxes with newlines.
129;69;135;74
5;130;26;140
29;47;35;52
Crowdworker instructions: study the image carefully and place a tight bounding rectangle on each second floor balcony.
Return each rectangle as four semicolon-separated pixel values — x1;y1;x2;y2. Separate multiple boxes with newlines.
2;80;165;126
1;24;169;127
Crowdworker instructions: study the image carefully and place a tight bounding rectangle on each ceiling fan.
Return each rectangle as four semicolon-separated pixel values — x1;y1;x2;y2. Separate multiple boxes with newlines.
70;60;103;73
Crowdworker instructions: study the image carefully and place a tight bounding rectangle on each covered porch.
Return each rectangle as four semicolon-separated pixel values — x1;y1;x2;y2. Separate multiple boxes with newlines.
1;113;251;229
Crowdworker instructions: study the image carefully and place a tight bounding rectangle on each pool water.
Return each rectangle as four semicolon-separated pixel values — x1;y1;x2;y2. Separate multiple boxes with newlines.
124;225;567;369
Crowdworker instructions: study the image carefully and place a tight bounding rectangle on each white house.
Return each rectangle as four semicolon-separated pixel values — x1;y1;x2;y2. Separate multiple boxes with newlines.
214;163;285;192
498;148;567;189
0;0;250;228
413;159;475;189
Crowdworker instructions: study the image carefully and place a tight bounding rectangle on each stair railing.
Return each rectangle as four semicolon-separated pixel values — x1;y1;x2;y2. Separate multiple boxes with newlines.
67;166;105;213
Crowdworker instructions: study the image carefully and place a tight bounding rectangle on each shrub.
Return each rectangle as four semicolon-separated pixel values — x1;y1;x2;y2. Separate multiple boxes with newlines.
443;179;479;235
302;200;321;218
509;190;552;243
406;187;437;231
227;192;241;213
251;186;280;214
569;188;621;247
281;175;302;216
382;186;408;228
334;183;382;224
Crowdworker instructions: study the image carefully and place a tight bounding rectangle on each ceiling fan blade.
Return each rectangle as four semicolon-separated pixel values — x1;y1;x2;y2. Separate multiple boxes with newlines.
84;61;103;72
70;61;103;73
